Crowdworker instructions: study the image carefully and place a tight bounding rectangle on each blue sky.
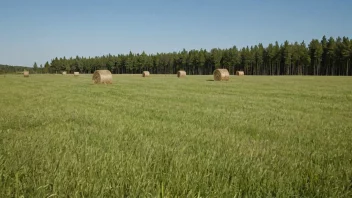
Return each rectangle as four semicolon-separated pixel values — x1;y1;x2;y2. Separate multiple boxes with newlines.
0;0;351;66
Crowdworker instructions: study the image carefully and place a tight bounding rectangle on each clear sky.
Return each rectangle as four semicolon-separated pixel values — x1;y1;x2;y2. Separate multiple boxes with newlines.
1;0;351;66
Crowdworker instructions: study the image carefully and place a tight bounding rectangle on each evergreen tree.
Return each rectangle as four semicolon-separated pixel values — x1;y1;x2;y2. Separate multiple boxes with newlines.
40;36;351;76
327;37;336;75
44;61;50;73
309;39;323;75
33;62;38;72
321;36;328;75
283;41;292;75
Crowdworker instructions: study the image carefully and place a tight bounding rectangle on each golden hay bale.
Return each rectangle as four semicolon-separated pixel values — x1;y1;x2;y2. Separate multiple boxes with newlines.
142;71;150;77
213;69;230;81
62;71;67;75
177;70;186;78
23;71;29;77
236;71;245;76
74;72;79;76
92;70;112;84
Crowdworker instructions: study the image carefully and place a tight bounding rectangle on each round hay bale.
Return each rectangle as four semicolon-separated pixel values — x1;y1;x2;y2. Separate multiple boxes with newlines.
74;72;79;76
177;70;186;78
142;71;150;77
213;69;230;81
23;71;29;77
92;70;112;84
236;71;245;76
62;71;67;75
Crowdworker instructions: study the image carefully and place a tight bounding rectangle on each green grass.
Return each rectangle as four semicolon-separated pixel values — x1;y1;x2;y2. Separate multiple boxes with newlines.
0;74;352;197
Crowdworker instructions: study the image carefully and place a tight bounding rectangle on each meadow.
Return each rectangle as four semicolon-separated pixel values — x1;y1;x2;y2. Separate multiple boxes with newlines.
0;74;351;197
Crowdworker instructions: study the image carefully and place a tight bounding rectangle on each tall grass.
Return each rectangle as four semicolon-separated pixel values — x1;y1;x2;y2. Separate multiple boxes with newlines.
0;74;351;197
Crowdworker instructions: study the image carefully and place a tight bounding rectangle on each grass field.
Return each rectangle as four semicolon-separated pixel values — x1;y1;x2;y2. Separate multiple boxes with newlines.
0;74;352;197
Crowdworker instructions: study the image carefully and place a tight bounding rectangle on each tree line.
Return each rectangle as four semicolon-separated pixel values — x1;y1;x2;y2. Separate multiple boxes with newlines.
0;64;33;74
6;36;352;76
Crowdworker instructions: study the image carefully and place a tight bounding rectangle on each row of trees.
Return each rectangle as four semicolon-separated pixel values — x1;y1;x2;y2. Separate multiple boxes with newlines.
37;36;352;76
0;64;33;74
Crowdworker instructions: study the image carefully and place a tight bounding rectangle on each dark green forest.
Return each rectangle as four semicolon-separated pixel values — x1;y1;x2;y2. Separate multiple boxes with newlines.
4;36;352;76
0;65;32;74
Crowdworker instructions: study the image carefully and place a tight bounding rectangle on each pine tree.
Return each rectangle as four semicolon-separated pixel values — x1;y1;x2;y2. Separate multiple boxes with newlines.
327;37;336;75
44;61;50;73
309;39;323;75
341;37;351;76
283;41;292;75
33;62;38;73
321;36;328;75
39;36;351;76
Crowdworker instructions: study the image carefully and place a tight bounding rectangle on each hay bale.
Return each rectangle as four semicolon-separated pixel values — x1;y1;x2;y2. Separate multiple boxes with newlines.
236;71;245;76
213;69;230;81
92;70;112;84
74;72;79;76
142;71;150;77
23;71;29;77
62;71;67;75
177;70;186;78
